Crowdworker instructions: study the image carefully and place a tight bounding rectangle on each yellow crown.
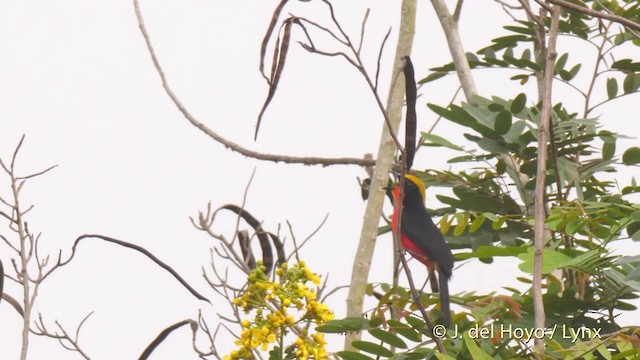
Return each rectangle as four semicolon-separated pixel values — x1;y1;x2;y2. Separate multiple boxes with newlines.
404;174;426;203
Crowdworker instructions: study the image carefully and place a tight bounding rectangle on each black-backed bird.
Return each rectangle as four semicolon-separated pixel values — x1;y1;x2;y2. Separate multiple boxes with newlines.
392;174;454;328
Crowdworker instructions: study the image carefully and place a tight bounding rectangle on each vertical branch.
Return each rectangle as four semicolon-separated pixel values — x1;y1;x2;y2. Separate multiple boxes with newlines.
0;259;4;305
532;4;560;353
344;0;416;350
10;165;32;360
0;138;59;360
430;0;478;103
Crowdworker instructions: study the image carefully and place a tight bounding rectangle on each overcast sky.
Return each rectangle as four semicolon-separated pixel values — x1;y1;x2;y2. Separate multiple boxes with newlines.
1;1;638;359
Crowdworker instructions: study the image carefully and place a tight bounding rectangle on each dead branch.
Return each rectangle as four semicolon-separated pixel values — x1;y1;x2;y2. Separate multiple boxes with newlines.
56;234;210;303
2;293;24;317
139;319;198;360
546;0;640;31
32;312;93;360
131;0;376;168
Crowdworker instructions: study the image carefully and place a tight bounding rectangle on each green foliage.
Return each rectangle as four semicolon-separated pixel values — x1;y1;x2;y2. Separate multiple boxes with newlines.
358;2;640;359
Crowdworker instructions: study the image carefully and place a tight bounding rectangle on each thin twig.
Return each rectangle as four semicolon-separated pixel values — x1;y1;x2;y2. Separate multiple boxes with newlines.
57;234;210;303
132;0;376;168
453;0;464;22
547;0;640;31
375;28;392;92
284;213;329;263
16;165;58;181
357;8;371;55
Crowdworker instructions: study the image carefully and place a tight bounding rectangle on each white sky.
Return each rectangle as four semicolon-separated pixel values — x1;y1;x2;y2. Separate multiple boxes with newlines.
1;1;638;359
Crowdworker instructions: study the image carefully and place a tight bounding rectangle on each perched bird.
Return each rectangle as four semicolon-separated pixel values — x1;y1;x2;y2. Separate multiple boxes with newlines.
392;174;454;328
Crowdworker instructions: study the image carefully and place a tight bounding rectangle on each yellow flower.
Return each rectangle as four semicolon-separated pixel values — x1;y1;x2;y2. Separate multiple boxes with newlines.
228;261;333;359
304;266;321;285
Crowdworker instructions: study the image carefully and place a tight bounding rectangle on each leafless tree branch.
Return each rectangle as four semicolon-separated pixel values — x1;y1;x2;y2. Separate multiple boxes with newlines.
131;0;375;167
547;0;640;31
532;3;560;353
56;234;210;303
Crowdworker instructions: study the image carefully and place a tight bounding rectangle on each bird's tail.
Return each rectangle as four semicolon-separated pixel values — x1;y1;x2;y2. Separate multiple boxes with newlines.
438;269;451;328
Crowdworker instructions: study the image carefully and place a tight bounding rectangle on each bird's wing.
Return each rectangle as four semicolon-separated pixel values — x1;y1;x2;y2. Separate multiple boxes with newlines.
401;209;454;279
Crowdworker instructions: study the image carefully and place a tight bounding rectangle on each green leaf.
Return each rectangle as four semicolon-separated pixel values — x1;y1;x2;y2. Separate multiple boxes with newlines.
495;110;512;134
568;64;581;79
612;59;640;72
488;103;505;112
435;353;457;360
555;53;568;72
510;93;527;113
269;346;283;360
518;248;573;274
492;216;506;230
623;147;640;165
387;320;421;342
464;334;493;360
316;317;372;333
607;77;618;99
470;214;487;233
615;301;638;311
419;72;448;84
405;316;427;331
351;341;393;357
453;214;467;236
421;132;464;151
559;70;572;81
510;74;530;85
368;329;408;349
603;142;615;160
337;351;375;360
315;323;346;333
623;73;640;94
504;25;534;35
456;245;528;260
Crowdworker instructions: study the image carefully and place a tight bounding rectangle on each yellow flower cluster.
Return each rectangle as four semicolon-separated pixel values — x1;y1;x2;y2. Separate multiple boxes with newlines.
292;330;329;359
226;261;333;360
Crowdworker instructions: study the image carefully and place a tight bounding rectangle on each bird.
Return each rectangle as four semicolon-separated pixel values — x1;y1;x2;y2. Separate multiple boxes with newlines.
391;174;454;328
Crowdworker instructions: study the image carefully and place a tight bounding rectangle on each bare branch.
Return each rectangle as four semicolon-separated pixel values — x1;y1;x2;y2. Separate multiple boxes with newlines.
320;0;404;151
532;4;561;353
0;259;3;304
10;134;26;172
517;0;542;25
345;0;416;349
57;234;210;303
357;8;371;55
139;319;198;360
294;16;348;46
430;0;479;103
132;0;376;168
547;0;640;31
256;18;295;140
16;165;58;181
260;0;290;82
374;28;392;92
31;313;93;359
2;293;24;317
298;43;361;69
453;0;464;22
533;0;552;12
285;213;329;263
